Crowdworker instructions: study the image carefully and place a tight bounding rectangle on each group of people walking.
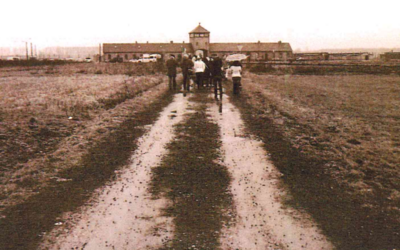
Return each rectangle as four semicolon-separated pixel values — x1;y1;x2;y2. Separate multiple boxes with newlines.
166;54;242;97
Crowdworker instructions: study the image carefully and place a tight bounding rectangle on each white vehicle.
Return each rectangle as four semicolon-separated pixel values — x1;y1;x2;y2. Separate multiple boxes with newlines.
139;57;151;63
6;57;20;61
130;54;159;63
139;54;154;63
85;57;92;63
149;54;161;62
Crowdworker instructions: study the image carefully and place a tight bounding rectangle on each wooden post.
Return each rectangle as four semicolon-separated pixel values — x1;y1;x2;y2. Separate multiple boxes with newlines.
25;42;29;60
99;43;102;62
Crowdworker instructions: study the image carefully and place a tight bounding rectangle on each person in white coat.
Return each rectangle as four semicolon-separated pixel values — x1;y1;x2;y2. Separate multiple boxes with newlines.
227;60;242;94
194;57;206;89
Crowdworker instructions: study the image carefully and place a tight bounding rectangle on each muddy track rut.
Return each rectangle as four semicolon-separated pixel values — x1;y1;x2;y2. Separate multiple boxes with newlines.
39;91;333;250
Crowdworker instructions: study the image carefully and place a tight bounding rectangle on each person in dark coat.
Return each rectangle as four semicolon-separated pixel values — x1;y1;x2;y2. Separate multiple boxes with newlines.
208;57;214;87
180;54;194;92
211;56;223;99
202;57;211;87
166;55;178;90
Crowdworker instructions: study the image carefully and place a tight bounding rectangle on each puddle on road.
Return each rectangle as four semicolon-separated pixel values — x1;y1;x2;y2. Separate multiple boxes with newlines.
42;94;190;250
208;95;333;250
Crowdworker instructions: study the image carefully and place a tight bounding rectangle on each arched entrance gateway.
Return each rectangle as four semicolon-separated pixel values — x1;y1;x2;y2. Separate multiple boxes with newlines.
195;49;207;58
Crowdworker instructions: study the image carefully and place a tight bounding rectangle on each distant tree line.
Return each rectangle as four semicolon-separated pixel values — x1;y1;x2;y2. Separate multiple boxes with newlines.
0;59;78;68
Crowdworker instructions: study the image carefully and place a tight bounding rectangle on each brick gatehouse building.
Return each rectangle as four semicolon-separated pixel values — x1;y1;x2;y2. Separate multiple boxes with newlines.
103;24;293;62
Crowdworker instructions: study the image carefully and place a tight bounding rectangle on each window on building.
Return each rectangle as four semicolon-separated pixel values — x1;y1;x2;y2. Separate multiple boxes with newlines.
196;42;199;46
108;54;111;60
200;34;204;37
195;34;200;37
190;34;194;38
205;34;209;37
125;54;128;60
205;42;207;45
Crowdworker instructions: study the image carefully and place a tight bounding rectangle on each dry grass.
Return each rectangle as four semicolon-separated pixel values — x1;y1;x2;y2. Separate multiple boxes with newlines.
0;63;176;249
0;61;166;77
0;63;167;200
0;82;174;250
226;72;400;248
243;73;400;214
0;74;162;119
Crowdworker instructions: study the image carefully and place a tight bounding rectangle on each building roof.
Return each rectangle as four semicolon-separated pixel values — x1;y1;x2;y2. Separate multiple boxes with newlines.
190;24;210;34
103;43;194;53
103;41;293;54
209;42;292;52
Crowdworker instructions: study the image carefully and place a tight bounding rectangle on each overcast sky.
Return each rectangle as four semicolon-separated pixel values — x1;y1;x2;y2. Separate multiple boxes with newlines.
2;0;399;51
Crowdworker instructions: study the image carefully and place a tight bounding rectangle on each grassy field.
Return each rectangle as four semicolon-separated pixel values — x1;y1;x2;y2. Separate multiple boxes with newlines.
234;73;400;248
243;73;399;194
0;63;169;212
1;62;398;248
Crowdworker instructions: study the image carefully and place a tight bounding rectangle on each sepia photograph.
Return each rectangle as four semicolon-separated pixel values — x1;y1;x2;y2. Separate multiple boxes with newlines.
0;0;399;249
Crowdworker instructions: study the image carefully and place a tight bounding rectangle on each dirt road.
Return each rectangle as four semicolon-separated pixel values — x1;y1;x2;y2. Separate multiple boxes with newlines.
40;92;332;250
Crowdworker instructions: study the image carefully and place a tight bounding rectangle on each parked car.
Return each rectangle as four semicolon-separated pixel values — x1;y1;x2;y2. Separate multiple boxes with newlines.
148;54;162;62
6;57;20;61
85;57;92;63
139;57;152;63
129;54;159;63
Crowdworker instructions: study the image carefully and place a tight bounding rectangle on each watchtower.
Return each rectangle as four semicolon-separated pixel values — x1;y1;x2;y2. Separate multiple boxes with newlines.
189;23;210;57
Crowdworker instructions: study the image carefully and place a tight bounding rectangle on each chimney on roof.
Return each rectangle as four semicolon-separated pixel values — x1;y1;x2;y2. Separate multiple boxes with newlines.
135;41;138;44
170;41;173;44
147;41;149;44
278;41;282;44
183;41;185;43
258;41;260;43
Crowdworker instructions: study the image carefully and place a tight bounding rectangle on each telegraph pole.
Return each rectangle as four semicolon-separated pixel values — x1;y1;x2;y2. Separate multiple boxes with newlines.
30;43;33;57
25;42;29;60
99;43;102;62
